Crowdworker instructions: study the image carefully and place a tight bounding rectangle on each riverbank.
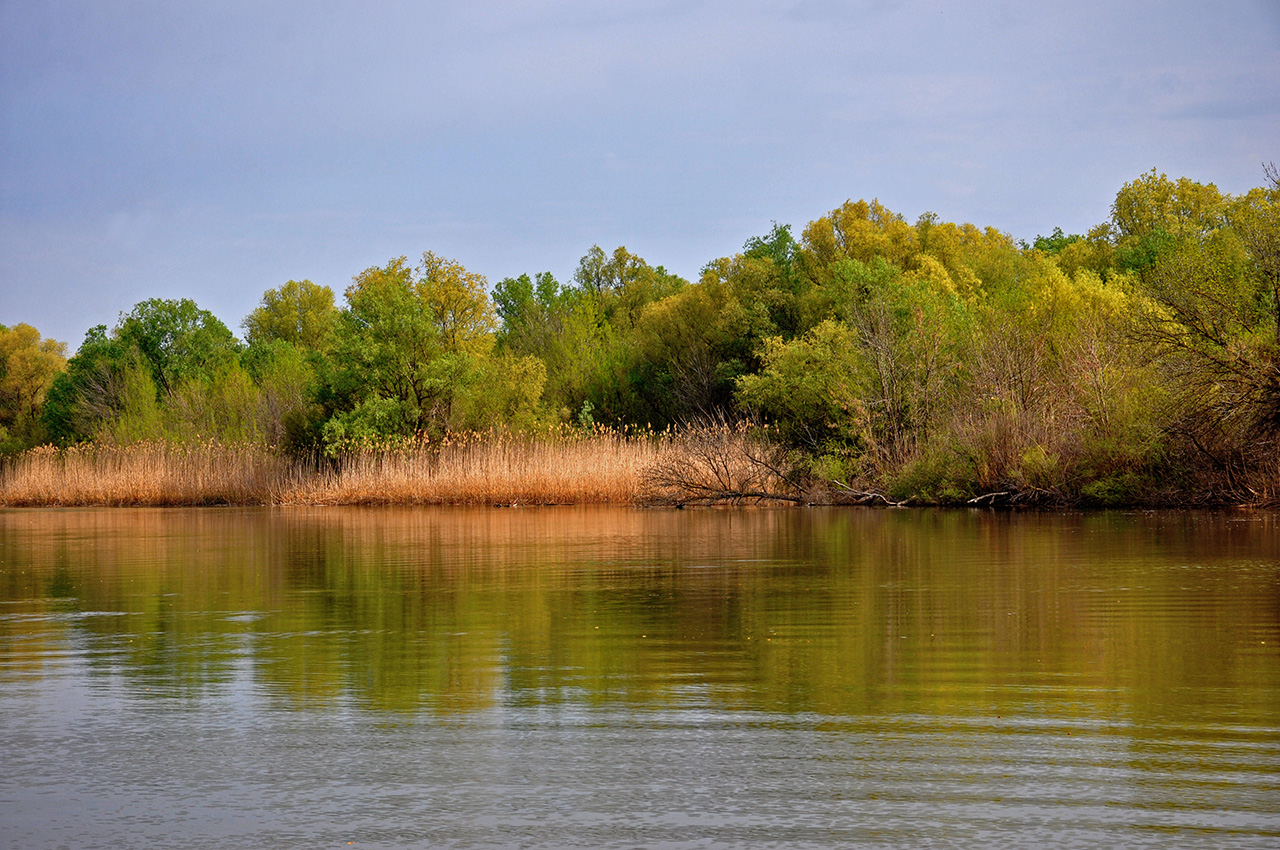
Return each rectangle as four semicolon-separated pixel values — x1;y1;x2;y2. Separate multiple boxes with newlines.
2;431;1277;509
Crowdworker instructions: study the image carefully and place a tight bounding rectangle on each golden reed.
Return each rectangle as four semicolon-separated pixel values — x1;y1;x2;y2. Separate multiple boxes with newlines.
0;429;667;507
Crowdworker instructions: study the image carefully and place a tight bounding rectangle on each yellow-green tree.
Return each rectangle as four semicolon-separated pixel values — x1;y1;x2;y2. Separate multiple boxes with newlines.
800;199;919;285
1229;182;1280;345
736;319;871;456
1112;169;1228;243
1116;172;1280;448
416;251;498;356
0;323;67;452
323;253;528;449
242;280;337;351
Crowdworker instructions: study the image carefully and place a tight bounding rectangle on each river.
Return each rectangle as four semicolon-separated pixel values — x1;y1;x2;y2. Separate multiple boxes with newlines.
1;506;1277;848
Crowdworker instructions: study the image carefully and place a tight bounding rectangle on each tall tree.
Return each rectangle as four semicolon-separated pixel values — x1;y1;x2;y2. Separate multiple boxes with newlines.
415;251;497;356
323;253;502;446
0;323;67;452
242;280;337;351
1113;172;1280;449
1229;183;1280;345
115;298;241;396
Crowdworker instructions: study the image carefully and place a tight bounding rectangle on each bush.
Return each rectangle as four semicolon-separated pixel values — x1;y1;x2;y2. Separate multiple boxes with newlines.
886;447;973;504
1080;473;1142;506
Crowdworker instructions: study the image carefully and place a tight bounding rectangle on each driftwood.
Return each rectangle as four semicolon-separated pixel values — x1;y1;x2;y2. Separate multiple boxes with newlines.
966;486;1058;506
844;490;908;507
827;479;908;507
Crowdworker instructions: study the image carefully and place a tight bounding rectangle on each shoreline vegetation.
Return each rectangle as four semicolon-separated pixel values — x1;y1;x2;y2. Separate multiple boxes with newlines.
0;424;801;508
0;430;656;508
3;169;1279;508
1;424;1276;509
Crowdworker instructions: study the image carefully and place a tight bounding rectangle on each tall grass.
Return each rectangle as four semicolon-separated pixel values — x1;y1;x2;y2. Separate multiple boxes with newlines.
0;427;668;507
288;427;663;506
0;441;297;506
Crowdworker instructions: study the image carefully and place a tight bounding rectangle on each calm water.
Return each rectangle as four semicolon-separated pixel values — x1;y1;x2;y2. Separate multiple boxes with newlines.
1;506;1277;849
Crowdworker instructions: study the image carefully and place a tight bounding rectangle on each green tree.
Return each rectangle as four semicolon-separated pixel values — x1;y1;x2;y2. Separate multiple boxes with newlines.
736;319;871;456
572;245;685;329
573;245;647;295
42;326;127;444
633;278;741;421
495;247;686;426
102;354;166;443
0;323;67;452
416;251;498;356
849;261;972;461
1028;227;1080;255
242;280;337;351
41;300;242;445
326;258;444;443
1105;170;1280;467
323;253;507;449
1130;229;1277;439
115;298;241;396
1229;182;1280;344
452;353;548;431
241;340;325;451
743;222;800;276
494;271;568;357
165;362;263;444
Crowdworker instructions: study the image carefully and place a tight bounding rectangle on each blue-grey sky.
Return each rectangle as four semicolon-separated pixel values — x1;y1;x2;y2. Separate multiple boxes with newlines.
3;0;1278;349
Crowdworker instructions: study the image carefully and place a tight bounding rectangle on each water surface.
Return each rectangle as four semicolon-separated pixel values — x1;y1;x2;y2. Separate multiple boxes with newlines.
1;507;1277;848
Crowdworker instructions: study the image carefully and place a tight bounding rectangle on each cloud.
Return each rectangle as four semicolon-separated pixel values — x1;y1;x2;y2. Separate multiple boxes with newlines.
3;0;1279;347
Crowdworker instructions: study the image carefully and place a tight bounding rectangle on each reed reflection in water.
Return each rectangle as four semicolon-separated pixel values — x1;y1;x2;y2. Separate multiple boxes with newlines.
1;506;1277;848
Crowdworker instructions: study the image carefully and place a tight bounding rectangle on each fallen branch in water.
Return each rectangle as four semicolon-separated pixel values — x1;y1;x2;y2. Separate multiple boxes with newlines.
829;480;908;507
968;485;1061;506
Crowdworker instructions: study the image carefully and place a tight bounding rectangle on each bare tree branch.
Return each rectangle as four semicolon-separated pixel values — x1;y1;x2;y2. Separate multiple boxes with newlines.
640;415;806;506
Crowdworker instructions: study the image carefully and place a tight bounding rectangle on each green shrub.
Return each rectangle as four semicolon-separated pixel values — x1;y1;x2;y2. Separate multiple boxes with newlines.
886;447;973;504
1080;472;1142;506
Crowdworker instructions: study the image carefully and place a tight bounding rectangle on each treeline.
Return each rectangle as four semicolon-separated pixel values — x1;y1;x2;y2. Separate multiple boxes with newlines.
3;168;1279;505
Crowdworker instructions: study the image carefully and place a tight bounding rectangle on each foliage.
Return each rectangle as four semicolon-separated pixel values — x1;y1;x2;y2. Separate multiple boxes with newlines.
11;168;1280;506
41;301;245;447
1117;172;1280;463
0;323;67;454
326;257;452;444
494;270;599;417
321;253;535;454
453;353;548;432
416;251;499;356
242;339;325;451
735;320;870;455
42;325;141;444
115;298;241;395
1111;169;1227;242
242;279;337;351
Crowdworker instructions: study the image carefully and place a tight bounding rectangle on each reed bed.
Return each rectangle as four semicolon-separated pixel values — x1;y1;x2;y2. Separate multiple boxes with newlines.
287;428;662;506
0;428;670;507
0;441;296;506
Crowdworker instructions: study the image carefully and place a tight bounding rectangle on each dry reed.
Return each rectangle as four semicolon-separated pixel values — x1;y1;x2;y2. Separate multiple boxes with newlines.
286;427;664;506
0;441;295;507
0;428;671;507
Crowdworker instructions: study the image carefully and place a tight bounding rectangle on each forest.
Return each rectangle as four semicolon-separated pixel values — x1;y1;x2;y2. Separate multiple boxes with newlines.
2;168;1278;507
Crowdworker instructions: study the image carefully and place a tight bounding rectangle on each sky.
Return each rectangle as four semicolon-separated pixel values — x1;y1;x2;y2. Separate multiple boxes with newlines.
2;0;1278;350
